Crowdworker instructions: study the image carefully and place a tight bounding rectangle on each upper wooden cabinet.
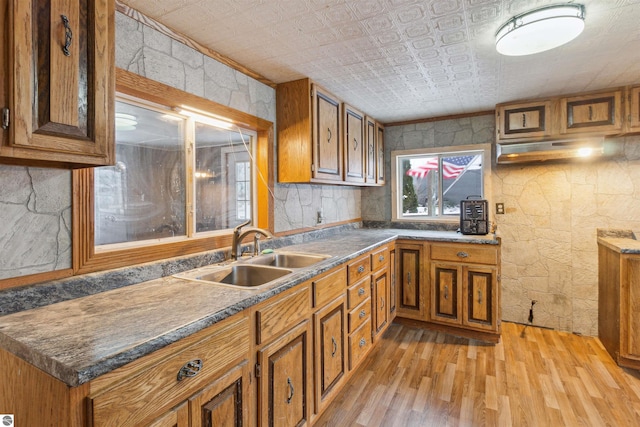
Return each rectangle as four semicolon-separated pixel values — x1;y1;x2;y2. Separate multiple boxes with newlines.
276;78;383;186
496;100;552;140
277;79;342;184
343;104;365;184
376;122;385;185
365;116;376;184
627;85;640;133
560;89;623;135
1;0;115;167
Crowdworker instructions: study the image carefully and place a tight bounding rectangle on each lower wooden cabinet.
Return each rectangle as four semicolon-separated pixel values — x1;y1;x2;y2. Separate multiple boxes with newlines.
396;241;426;320
147;402;189;427
313;295;346;414
430;263;498;332
257;320;313;427
189;362;250;427
371;245;391;342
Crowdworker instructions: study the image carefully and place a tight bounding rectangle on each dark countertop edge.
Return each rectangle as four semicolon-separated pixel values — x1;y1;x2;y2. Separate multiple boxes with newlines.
1;229;499;386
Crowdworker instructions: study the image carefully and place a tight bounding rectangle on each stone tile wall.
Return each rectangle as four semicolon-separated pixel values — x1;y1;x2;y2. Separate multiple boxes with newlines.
363;113;640;336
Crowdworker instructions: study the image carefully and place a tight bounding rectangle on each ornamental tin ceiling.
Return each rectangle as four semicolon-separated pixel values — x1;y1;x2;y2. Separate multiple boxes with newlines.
119;0;640;123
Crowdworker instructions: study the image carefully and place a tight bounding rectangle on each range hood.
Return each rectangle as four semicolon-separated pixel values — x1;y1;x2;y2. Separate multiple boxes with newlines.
496;137;621;164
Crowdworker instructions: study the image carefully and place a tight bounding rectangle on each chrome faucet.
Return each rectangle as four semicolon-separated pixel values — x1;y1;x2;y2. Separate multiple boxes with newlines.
231;220;273;260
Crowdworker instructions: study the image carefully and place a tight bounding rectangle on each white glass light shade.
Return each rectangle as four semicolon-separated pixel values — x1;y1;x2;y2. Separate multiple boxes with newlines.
496;4;585;56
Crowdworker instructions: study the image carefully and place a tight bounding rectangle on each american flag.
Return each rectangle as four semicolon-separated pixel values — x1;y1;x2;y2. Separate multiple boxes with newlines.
406;156;475;179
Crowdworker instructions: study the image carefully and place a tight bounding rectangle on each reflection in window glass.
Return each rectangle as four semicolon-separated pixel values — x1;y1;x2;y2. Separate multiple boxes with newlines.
95;98;255;247
398;151;483;219
95;101;186;245
194;122;253;232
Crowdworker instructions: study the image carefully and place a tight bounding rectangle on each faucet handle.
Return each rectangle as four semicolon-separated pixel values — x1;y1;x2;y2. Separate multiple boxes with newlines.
253;234;261;256
233;219;251;234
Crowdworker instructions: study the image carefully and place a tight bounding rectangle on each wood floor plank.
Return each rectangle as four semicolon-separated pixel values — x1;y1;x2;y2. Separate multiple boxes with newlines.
314;321;640;427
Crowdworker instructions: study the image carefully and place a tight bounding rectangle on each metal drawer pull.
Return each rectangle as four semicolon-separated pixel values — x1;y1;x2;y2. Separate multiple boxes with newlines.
359;338;366;348
379;255;384;262
478;290;483;304
522;113;526;127
457;251;469;258
359;309;366;318
61;15;73;56
327;128;332;142
358;265;365;273
177;359;203;381
444;285;449;300
380;297;385;309
286;377;294;404
358;287;365;296
353;138;358;150
407;272;411;285
332;337;337;357
589;105;593;121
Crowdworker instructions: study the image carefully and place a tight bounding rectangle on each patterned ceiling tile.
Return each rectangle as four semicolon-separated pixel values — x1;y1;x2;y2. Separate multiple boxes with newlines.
122;0;640;122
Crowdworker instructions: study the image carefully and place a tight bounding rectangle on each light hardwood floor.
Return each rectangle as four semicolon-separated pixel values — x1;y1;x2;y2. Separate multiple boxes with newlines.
314;321;640;426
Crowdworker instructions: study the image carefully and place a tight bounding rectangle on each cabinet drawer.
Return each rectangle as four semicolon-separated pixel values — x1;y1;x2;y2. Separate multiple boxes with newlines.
313;268;346;308
348;298;371;333
256;284;312;345
348;319;372;371
91;316;250;427
348;255;370;284
347;276;371;309
430;244;497;265
371;246;389;272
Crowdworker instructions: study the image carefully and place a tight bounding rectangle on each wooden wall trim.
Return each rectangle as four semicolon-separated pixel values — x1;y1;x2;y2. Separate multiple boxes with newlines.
0;269;74;291
384;110;495;127
114;1;275;89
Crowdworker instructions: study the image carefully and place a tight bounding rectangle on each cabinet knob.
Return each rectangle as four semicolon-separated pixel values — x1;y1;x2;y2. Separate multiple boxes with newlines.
359;338;366;348
379;255;384;262
359;309;366;319
358;265;365;273
177;359;203;381
457;251;469;258
358;287;365;296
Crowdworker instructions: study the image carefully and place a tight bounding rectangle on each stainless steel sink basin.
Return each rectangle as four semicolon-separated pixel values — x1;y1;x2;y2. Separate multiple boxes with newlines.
175;264;293;288
241;251;331;269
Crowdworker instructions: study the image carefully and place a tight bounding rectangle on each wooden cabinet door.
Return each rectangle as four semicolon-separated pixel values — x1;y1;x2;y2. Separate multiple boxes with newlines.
343;104;365;184
257;320;312;427
376;123;385;185
629;86;640;133
560;90;623;135
496;101;552;140
372;267;389;340
313;296;346;413
189;361;250;427
389;249;396;319
312;85;342;182
364;117;376;184
147;402;189;427
396;242;426;320
430;263;462;325
463;266;497;331
5;0;114;167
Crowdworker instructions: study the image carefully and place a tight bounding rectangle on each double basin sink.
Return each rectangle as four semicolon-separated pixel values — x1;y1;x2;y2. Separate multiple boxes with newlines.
173;251;331;289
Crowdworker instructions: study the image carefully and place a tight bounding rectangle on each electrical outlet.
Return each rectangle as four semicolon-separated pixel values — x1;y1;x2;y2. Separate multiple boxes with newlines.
496;202;505;214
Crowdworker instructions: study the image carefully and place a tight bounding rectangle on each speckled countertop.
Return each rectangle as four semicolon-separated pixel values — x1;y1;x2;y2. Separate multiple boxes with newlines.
597;236;640;254
0;229;498;387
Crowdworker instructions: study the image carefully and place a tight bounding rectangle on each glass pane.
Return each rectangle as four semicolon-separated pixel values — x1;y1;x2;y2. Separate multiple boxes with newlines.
442;154;483;215
401;156;439;218
195;122;252;232
95;101;186;245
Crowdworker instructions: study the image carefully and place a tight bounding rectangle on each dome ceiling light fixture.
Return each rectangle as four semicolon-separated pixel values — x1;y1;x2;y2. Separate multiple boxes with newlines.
495;3;586;56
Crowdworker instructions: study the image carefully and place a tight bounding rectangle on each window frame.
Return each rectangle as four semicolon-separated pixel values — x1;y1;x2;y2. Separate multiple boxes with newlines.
390;143;491;223
72;68;274;274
